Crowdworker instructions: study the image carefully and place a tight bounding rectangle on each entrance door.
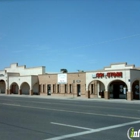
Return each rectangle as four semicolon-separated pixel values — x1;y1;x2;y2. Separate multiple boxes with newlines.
132;81;139;100
77;84;81;96
11;85;16;94
113;84;119;98
109;80;127;99
47;84;51;95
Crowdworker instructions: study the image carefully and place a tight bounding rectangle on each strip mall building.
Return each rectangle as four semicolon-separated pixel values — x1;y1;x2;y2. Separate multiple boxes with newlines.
0;62;140;101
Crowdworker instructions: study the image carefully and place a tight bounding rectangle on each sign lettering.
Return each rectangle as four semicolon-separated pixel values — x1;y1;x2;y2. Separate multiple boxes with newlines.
96;72;122;78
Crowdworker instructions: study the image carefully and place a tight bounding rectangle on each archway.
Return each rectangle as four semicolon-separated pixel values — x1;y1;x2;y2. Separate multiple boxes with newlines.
108;80;127;99
88;80;105;98
20;82;30;95
0;80;6;94
132;80;139;100
10;82;19;94
33;83;39;95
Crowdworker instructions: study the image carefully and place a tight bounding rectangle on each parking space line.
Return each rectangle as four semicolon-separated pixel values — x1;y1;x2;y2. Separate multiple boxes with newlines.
46;120;140;140
2;103;21;106
51;122;93;130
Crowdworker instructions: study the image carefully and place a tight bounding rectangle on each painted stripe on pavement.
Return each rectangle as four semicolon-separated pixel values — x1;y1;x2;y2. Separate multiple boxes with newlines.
2;103;21;106
51;122;93;130
0;103;140;120
0;98;138;111
46;120;140;140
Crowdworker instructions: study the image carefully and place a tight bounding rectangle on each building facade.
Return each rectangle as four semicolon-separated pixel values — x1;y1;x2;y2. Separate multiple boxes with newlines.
0;63;45;95
38;72;86;97
0;62;140;101
86;63;140;100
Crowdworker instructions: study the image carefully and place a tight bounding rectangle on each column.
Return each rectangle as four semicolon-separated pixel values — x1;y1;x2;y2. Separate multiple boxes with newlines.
60;84;63;93
55;83;57;93
51;84;53;94
98;82;101;98
86;90;90;98
45;84;48;95
104;91;109;99
67;84;69;93
95;81;97;95
127;91;133;101
139;80;140;100
18;89;22;95
30;89;33;96
72;83;76;96
6;89;10;95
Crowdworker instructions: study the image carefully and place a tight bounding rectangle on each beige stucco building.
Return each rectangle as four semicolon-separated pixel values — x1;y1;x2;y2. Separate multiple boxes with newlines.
86;63;140;100
0;62;140;101
38;72;86;97
0;63;45;95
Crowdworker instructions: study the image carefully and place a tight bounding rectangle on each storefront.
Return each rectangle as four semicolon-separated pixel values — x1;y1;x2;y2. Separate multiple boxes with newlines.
86;63;140;100
38;72;86;97
0;62;140;101
0;63;45;95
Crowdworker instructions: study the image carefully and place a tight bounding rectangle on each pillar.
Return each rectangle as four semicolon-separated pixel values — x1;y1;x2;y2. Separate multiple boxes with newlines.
72;83;76;96
45;84;48;94
104;91;109;99
6;89;10;95
98;82;100;95
55;84;57;93
30;89;33;96
95;81;98;96
139;80;140;100
60;84;64;93
127;91;133;101
86;90;90;98
18;89;21;95
67;84;69;93
50;84;53;94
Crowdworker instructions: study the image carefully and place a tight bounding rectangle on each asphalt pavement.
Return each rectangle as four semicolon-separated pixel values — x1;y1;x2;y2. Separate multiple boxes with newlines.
0;94;140;140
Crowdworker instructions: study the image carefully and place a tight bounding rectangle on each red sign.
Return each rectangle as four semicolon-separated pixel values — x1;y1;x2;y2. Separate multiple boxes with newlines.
96;73;104;78
96;72;122;78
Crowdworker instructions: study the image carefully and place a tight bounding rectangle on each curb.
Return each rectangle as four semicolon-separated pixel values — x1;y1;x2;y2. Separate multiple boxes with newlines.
0;94;140;104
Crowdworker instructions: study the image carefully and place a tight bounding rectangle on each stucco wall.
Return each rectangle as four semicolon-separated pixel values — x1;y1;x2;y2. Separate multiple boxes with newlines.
5;63;45;76
104;63;134;70
86;70;131;91
9;76;38;89
38;73;86;95
130;70;140;83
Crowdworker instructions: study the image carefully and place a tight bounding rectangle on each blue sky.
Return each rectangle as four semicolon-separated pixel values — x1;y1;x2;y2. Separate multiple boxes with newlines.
0;0;140;72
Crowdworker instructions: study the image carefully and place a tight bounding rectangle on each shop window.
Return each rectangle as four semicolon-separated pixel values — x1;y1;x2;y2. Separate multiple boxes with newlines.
69;84;72;93
77;84;81;96
39;85;41;92
43;84;45;93
65;84;67;93
57;84;59;93
91;84;94;94
53;84;55;93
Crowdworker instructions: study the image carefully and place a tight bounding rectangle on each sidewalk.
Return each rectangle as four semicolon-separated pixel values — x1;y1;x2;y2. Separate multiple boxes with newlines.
0;94;140;104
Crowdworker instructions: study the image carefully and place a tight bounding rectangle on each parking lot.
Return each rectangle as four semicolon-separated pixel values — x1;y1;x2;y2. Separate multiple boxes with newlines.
0;95;140;140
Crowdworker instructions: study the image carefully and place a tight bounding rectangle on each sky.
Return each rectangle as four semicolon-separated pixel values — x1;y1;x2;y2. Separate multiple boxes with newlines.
0;0;140;72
